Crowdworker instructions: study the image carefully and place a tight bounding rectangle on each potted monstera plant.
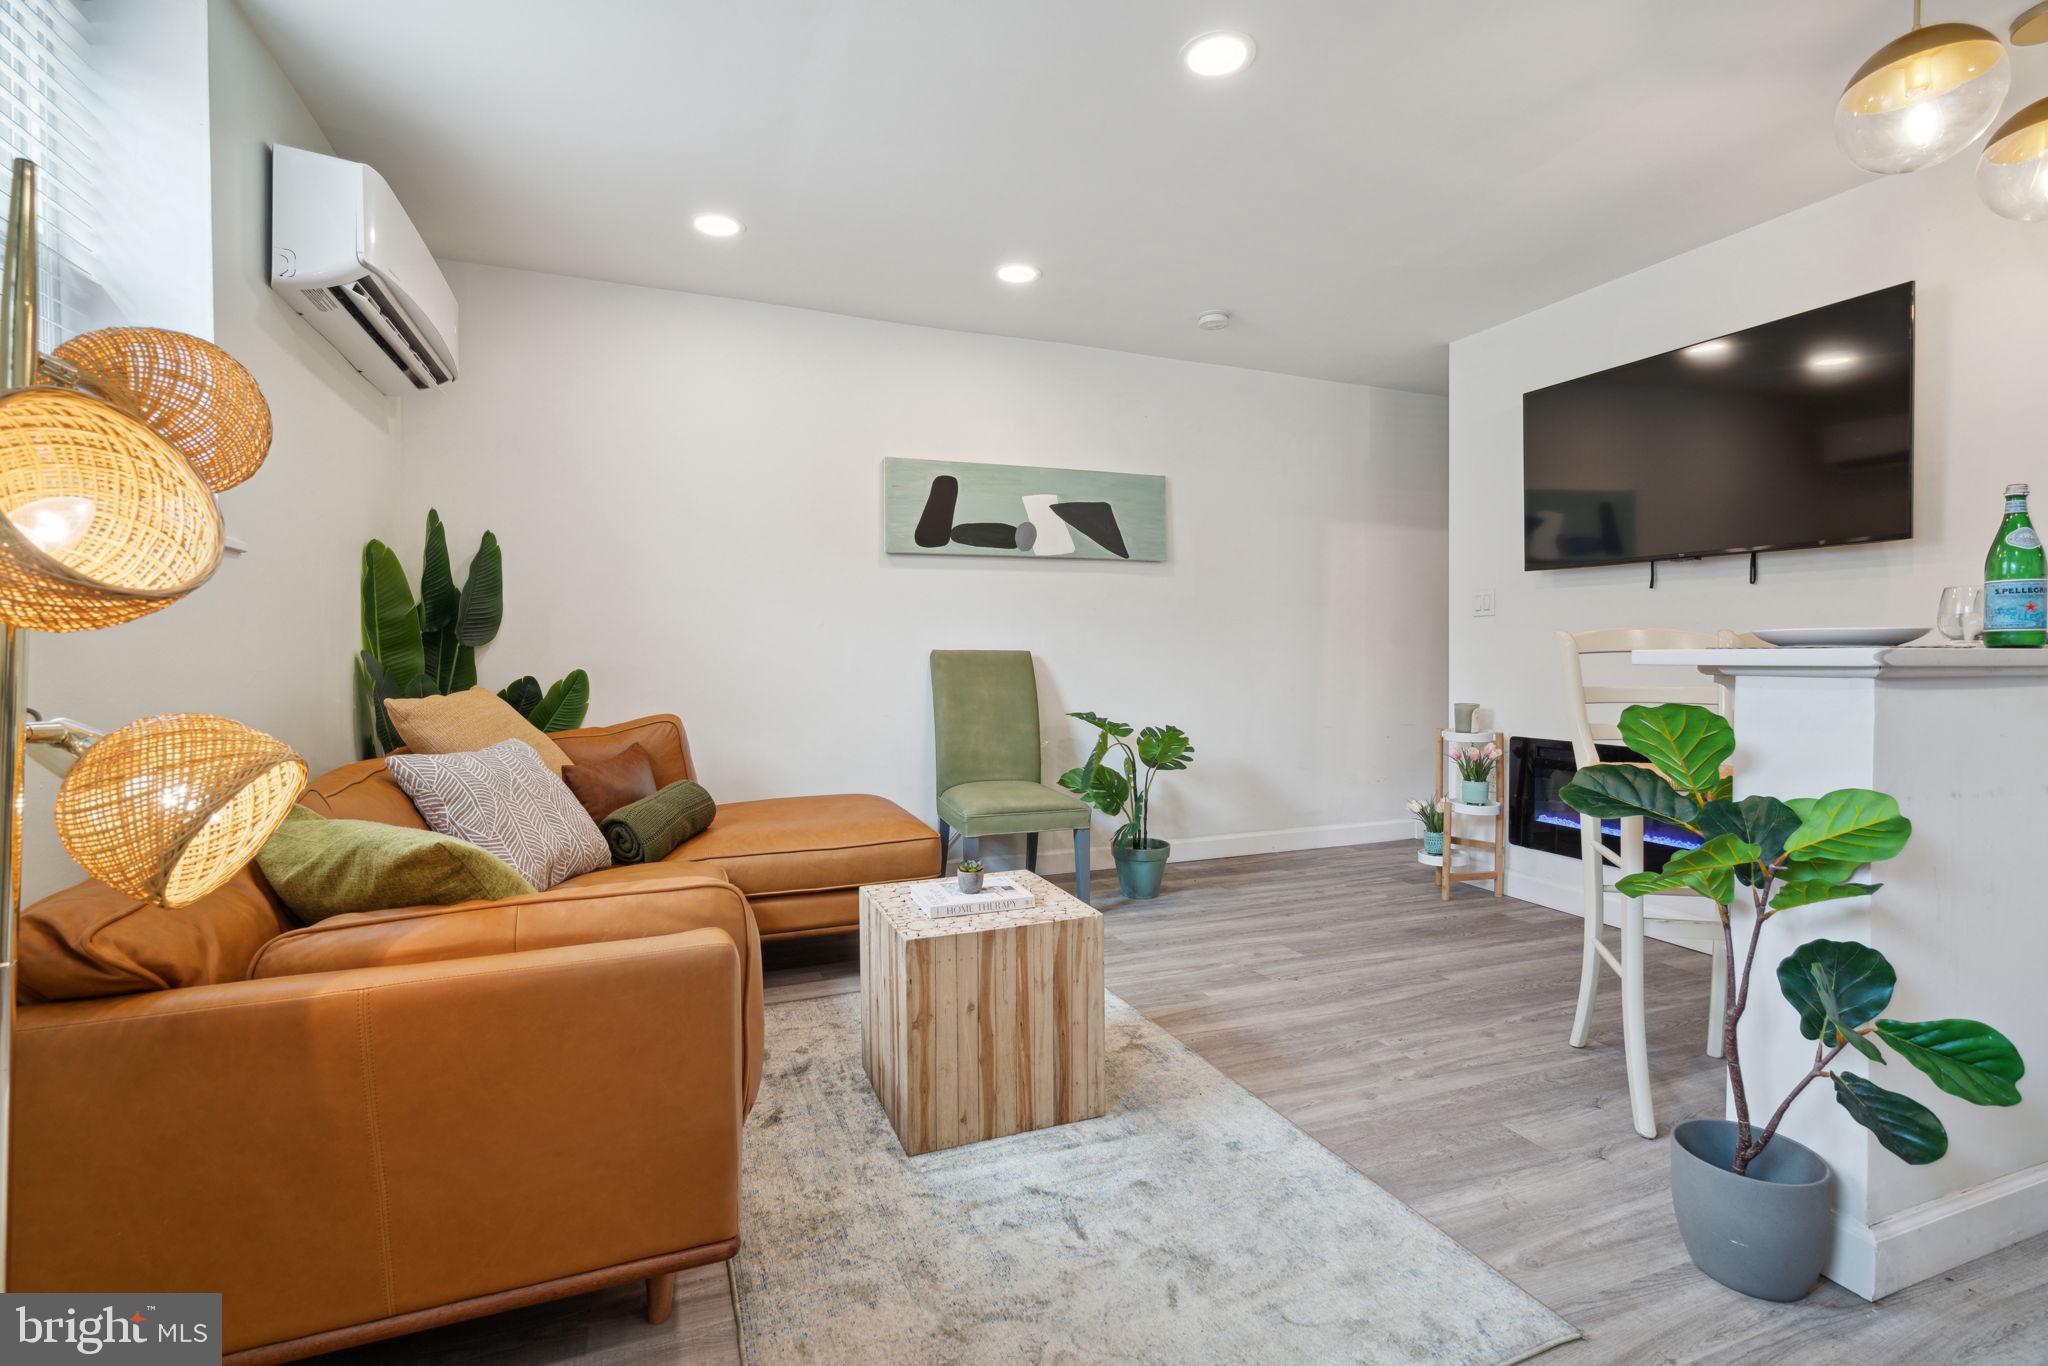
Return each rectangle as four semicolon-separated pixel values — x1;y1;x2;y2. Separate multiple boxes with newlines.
1561;703;2026;1302
1059;712;1195;900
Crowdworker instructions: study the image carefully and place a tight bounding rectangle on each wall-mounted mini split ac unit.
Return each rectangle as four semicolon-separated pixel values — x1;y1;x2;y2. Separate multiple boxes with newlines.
269;144;459;395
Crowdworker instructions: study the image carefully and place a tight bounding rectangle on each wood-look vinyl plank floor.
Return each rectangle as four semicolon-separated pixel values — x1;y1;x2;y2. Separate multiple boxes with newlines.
318;844;2048;1365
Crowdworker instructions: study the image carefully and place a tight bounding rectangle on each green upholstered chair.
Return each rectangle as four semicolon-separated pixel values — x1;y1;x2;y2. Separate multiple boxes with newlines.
930;649;1092;904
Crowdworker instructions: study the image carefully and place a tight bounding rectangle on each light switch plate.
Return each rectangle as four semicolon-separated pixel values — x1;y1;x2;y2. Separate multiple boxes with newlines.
1472;590;1495;618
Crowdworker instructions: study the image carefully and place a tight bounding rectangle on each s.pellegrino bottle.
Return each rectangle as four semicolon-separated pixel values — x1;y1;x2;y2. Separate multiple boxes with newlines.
1985;483;2046;648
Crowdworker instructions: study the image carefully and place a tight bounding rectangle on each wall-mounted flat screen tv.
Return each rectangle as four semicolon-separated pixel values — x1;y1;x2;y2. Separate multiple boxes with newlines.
1522;283;1913;571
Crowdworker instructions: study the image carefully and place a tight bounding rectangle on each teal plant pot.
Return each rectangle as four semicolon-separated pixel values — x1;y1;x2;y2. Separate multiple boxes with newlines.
1461;780;1490;806
1423;831;1444;856
1114;839;1171;900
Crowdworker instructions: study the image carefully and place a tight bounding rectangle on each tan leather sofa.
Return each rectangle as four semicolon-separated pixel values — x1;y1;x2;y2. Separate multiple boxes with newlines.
8;714;937;1362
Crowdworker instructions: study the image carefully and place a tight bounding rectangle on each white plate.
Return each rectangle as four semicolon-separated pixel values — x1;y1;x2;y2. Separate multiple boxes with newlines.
1752;626;1930;648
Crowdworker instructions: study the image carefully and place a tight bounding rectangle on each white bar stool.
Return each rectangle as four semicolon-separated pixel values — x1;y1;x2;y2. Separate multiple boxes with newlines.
1558;628;1734;1140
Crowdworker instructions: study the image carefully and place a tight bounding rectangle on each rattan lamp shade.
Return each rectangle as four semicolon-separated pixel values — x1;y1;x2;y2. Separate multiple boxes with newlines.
51;327;273;492
0;386;224;632
54;713;306;906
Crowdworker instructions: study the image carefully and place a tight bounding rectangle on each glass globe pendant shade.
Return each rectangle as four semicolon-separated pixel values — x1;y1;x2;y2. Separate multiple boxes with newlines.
1835;22;2010;174
50;327;273;492
53;713;306;906
0;385;224;631
1978;97;2048;221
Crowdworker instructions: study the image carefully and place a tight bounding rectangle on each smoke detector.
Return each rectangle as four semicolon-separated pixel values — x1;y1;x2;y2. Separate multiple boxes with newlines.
1196;310;1232;331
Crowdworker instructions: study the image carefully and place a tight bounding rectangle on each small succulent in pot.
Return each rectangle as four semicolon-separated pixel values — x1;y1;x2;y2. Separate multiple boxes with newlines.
956;859;985;894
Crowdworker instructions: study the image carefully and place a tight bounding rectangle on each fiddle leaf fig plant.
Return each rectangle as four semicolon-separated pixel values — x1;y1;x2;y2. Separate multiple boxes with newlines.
1560;702;2024;1176
1058;711;1195;849
354;509;591;757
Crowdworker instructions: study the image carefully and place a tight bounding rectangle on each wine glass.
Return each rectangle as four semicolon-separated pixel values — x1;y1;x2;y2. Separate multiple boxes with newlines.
1937;585;1983;645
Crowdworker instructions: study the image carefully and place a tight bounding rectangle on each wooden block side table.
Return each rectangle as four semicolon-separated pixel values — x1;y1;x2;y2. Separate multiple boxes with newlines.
860;871;1105;1156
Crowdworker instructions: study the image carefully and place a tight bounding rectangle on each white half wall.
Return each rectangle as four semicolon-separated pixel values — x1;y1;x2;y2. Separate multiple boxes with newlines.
399;262;1448;868
19;0;403;900
1447;144;2048;912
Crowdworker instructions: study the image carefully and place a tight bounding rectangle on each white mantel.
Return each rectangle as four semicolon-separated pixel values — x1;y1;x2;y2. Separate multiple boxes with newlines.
1636;645;2048;1300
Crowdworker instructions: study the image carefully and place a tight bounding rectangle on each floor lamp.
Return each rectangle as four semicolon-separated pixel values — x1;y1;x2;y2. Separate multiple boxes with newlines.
0;157;304;1288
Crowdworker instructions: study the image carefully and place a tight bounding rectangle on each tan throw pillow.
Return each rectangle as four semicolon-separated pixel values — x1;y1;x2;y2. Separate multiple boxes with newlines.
385;740;610;889
384;687;572;775
561;742;658;824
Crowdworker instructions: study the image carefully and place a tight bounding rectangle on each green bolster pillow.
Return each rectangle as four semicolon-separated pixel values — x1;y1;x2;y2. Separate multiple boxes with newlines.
604;780;716;864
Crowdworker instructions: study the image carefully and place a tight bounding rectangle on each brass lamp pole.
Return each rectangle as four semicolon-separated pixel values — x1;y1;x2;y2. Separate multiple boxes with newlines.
0;158;302;1290
0;156;40;1291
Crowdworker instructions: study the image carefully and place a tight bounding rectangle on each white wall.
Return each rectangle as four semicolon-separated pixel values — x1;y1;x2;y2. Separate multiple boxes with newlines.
400;262;1448;869
21;0;403;899
1447;145;2048;912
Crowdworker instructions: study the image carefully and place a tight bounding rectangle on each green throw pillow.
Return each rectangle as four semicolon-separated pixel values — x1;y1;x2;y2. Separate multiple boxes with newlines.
256;805;538;923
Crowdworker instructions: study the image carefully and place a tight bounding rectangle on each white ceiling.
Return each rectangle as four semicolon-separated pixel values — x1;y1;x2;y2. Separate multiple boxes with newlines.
236;0;2036;393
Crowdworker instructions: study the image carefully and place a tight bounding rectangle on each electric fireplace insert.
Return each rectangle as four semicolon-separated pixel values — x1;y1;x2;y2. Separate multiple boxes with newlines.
1507;736;1703;873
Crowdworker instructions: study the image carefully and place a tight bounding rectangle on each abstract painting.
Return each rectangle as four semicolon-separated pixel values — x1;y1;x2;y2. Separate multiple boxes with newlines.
884;458;1166;562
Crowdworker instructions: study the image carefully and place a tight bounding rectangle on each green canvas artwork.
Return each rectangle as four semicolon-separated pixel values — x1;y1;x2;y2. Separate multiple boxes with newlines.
884;457;1167;562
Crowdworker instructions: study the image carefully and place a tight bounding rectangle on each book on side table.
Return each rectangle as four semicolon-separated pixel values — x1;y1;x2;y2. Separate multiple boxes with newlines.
909;875;1035;918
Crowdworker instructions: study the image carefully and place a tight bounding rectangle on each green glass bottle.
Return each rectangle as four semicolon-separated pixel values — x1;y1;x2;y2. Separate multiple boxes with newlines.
1984;483;2045;648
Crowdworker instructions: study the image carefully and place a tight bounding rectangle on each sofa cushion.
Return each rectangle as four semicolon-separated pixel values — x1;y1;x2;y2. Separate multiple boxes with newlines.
300;757;431;829
669;794;938;897
561;742;658;824
384;686;573;775
17;866;292;1002
257;805;536;923
387;740;610;890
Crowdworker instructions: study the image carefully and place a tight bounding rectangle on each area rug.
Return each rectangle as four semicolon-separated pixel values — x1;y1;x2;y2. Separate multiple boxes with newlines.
731;991;1578;1365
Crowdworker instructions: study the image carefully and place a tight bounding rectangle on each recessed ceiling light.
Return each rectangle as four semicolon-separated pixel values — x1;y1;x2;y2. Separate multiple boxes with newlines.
995;262;1041;285
1681;338;1736;363
1807;350;1861;371
692;213;743;238
1182;31;1255;77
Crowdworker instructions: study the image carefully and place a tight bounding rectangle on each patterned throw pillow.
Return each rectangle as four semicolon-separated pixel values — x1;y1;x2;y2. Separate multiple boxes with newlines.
385;739;610;889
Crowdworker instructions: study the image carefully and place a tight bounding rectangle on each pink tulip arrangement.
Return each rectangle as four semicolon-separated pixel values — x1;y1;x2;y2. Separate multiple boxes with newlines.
1453;742;1500;783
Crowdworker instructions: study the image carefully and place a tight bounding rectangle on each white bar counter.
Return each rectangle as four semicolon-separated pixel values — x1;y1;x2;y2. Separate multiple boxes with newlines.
1635;644;2048;1300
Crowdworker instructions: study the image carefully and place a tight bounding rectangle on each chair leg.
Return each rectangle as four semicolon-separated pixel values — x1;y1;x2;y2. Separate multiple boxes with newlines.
1072;827;1091;905
1568;824;1602;1049
1618;818;1655;1139
962;835;979;866
937;820;952;870
645;1272;674;1325
1026;831;1038;871
1707;922;1729;1059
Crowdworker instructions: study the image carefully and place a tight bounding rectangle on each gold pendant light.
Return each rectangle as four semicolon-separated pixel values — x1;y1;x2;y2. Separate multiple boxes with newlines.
1980;6;2048;221
1836;1;2010;174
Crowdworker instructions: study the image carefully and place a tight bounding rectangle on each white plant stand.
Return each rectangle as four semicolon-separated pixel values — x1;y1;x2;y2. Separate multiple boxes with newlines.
1436;728;1504;900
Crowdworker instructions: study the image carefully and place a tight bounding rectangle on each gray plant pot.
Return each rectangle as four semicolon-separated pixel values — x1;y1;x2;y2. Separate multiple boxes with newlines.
1669;1118;1833;1302
956;870;983;894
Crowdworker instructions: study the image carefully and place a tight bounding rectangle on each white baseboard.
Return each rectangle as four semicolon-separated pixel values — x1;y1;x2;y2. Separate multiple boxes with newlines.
1864;1160;2048;1299
958;818;1412;875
